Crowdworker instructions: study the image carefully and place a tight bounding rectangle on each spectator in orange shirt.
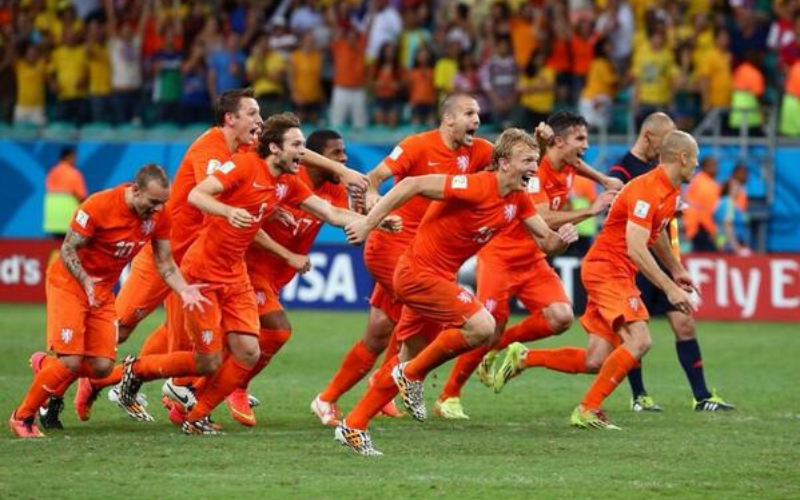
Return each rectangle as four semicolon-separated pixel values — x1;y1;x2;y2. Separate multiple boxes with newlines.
330;23;367;131
43;146;88;240
289;32;324;124
406;45;436;126
683;156;721;252
570;17;596;102
371;42;402;127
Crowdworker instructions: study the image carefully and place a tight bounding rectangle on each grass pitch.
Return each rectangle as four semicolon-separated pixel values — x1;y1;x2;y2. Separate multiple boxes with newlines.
0;304;798;499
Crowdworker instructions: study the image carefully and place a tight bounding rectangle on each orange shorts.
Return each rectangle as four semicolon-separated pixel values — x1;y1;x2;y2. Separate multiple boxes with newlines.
579;262;650;348
477;254;570;323
115;245;170;327
46;273;117;359
164;292;193;352
251;275;284;317
364;232;406;295
183;280;259;355
369;283;403;323
392;255;483;342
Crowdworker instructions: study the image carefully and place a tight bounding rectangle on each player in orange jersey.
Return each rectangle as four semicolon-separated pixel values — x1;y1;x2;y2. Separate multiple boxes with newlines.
9;165;208;438
434;111;622;419
495;130;701;430
311;93;494;426
225;129;368;426
332;127;579;455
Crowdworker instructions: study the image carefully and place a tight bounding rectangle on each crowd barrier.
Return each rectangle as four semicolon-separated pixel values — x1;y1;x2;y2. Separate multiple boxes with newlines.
2;240;796;322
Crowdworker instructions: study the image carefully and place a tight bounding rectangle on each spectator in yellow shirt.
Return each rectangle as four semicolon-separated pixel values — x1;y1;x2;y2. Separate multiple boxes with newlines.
289;32;323;124
631;29;678;128
696;29;732;113
433;38;460;99
14;42;48;126
515;47;555;129
85;19;113;123
246;33;288;118
49;26;88;125
579;38;617;131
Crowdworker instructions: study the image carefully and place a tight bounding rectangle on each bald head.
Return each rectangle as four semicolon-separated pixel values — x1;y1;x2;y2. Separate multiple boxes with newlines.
660;130;698;163
641;112;675;135
441;93;477;119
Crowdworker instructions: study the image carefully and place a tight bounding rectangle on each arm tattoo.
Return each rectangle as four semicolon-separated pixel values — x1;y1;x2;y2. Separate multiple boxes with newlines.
160;265;177;281
60;230;91;286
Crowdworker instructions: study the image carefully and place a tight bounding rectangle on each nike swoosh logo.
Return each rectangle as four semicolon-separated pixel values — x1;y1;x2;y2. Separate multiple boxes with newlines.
166;385;190;405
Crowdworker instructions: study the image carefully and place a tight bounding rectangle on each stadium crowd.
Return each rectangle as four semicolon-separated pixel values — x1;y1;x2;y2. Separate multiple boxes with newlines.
1;0;800;134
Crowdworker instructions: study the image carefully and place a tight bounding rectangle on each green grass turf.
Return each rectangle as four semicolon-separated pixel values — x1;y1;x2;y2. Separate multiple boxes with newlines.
0;304;798;499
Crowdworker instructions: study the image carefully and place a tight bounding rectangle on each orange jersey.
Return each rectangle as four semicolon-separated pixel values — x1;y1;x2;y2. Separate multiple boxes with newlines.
371;130;494;247
168;127;248;262
245;165;348;289
181;152;313;284
586;166;680;276
480;155;577;265
406;171;537;278
49;184;171;293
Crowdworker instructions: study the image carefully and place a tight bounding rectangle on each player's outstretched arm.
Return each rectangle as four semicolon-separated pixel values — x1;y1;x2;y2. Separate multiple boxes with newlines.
152;238;211;312
345;174;447;244
627;222;696;315
535;189;616;229
575;159;625;191
254;229;311;274
523;214;578;254
362;162;394;213
61;229;102;307
188;176;255;228
302;149;369;194
301;195;403;236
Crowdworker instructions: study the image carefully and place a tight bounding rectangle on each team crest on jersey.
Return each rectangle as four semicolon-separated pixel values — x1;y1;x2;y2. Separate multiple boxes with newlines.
457;155;469;172
255;291;267;306
628;297;640;311
60;328;74;344
141;219;155;235
457;290;473;304
276;183;288;200
201;330;214;345
484;298;497;312
504;204;517;222
75;209;89;228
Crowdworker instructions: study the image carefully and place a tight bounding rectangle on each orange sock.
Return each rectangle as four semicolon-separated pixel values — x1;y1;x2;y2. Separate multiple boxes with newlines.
404;328;471;381
240;329;292;388
16;360;76;419
524;347;587;374
139;324;168;356
496;310;554;350
440;345;490;400
379;331;399;368
345;356;399;430
319;340;379;403
187;356;253;421
581;346;638;410
133;351;199;381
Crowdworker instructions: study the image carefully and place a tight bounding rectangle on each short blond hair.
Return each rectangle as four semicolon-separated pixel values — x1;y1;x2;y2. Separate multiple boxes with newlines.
489;128;539;170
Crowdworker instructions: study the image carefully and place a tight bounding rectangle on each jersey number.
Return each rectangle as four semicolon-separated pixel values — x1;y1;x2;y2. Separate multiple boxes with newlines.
551;197;562;211
114;241;136;259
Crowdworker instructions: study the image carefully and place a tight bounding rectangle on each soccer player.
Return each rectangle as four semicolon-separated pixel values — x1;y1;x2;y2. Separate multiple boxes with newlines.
334;127;578;455
607;112;734;412
497;130;701;430
9;165;208;438
434;111;621;419
311;93;494;426
225;129;375;426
